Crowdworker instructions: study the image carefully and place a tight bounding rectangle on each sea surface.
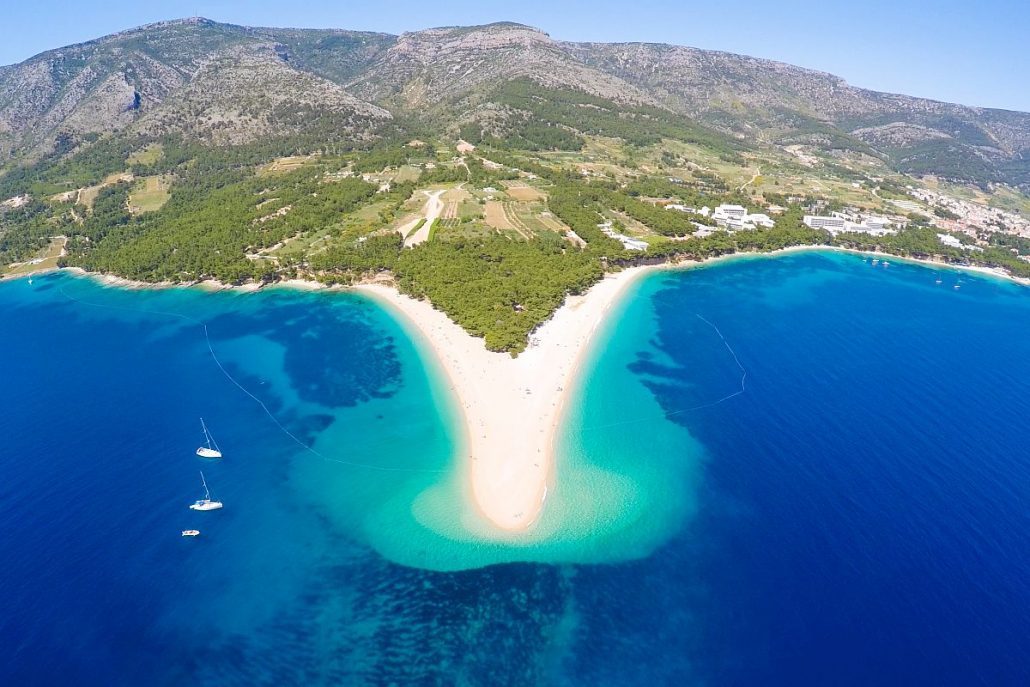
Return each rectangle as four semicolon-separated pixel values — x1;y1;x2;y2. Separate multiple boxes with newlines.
1;251;1029;685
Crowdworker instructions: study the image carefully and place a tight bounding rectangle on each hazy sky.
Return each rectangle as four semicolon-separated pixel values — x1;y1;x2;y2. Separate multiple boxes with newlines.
3;0;1028;112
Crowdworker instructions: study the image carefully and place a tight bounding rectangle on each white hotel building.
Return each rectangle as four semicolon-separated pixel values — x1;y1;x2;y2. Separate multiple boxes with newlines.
803;213;893;236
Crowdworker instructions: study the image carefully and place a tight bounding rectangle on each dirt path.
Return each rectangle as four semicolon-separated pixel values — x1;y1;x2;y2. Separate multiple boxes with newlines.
738;166;761;192
403;190;446;247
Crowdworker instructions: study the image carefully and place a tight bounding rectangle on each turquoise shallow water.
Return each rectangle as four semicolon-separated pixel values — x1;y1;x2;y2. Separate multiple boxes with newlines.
2;251;1029;684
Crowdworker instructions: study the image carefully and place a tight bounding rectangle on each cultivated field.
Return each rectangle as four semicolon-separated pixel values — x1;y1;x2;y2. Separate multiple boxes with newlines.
128;175;173;214
259;155;318;176
484;201;516;231
502;182;545;202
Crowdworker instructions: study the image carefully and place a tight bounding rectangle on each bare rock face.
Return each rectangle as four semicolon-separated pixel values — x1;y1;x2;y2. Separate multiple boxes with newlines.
346;22;655;110
850;122;953;149
0;18;390;159
131;43;391;146
564;40;1023;137
0;17;1027;189
562;39;1029;188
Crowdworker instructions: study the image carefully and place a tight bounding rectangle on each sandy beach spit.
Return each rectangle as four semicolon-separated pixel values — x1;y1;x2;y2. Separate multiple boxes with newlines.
356;267;651;532
11;247;1025;533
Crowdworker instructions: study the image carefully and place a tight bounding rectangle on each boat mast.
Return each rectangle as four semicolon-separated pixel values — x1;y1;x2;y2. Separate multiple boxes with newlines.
200;417;220;452
200;471;211;500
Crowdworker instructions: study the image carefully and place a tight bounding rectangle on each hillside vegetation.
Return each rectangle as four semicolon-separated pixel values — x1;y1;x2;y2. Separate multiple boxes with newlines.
2;18;1029;352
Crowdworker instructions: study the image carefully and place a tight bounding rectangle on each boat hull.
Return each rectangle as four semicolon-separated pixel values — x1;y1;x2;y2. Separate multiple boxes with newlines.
196;448;222;459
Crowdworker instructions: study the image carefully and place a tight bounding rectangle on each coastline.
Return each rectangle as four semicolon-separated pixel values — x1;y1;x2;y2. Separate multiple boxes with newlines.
7;243;1027;291
355;266;652;532
8;246;1027;533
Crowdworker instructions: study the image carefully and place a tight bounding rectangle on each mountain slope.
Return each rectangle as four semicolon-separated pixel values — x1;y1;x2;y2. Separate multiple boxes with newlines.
0;18;391;160
565;41;1030;188
1;18;1028;190
345;23;655;112
129;43;390;146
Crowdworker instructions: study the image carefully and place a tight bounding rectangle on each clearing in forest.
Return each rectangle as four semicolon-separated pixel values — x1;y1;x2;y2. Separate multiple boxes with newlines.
128;176;172;214
259;155;318;176
3;236;67;277
127;143;164;166
55;172;135;209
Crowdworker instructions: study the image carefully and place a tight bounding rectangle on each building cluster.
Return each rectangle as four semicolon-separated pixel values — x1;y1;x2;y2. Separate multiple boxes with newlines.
936;233;983;252
667;203;776;233
802;211;894;237
711;204;776;230
598;221;649;251
910;188;1030;240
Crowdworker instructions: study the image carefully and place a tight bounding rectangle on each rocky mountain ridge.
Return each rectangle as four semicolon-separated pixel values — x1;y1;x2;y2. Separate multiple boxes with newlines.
1;18;1027;190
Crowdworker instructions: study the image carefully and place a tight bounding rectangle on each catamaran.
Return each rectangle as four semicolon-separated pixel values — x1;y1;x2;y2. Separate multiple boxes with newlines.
196;418;222;458
189;471;223;511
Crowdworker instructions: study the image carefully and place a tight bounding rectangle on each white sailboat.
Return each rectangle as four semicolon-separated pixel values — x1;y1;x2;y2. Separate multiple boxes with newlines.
196;418;222;458
189;471;223;511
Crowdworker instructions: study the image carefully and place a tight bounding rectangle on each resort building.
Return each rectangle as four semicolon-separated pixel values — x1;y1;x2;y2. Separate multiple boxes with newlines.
937;233;983;251
803;215;846;231
709;204;776;231
862;215;890;231
669;202;775;231
712;204;747;223
803;213;895;236
745;213;776;228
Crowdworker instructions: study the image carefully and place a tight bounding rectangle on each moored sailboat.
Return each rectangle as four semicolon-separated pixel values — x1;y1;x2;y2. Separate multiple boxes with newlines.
189;471;223;511
196;418;222;458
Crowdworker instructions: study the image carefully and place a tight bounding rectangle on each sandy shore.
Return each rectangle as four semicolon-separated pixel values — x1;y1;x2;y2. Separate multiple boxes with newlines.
11;247;1027;533
356;267;651;532
353;246;1028;533
10;246;1027;532
11;243;1025;290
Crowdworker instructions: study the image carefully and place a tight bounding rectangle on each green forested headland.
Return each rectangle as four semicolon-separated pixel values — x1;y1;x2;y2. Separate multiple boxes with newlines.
3;107;1028;354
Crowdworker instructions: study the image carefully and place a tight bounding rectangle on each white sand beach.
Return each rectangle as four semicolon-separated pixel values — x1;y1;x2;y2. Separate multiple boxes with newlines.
356;266;650;532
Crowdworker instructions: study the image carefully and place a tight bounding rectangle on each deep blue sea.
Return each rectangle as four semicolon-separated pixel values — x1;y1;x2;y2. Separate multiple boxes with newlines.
2;250;1029;685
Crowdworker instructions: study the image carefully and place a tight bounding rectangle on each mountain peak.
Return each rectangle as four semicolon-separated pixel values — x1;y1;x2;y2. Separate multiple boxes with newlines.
394;21;553;54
